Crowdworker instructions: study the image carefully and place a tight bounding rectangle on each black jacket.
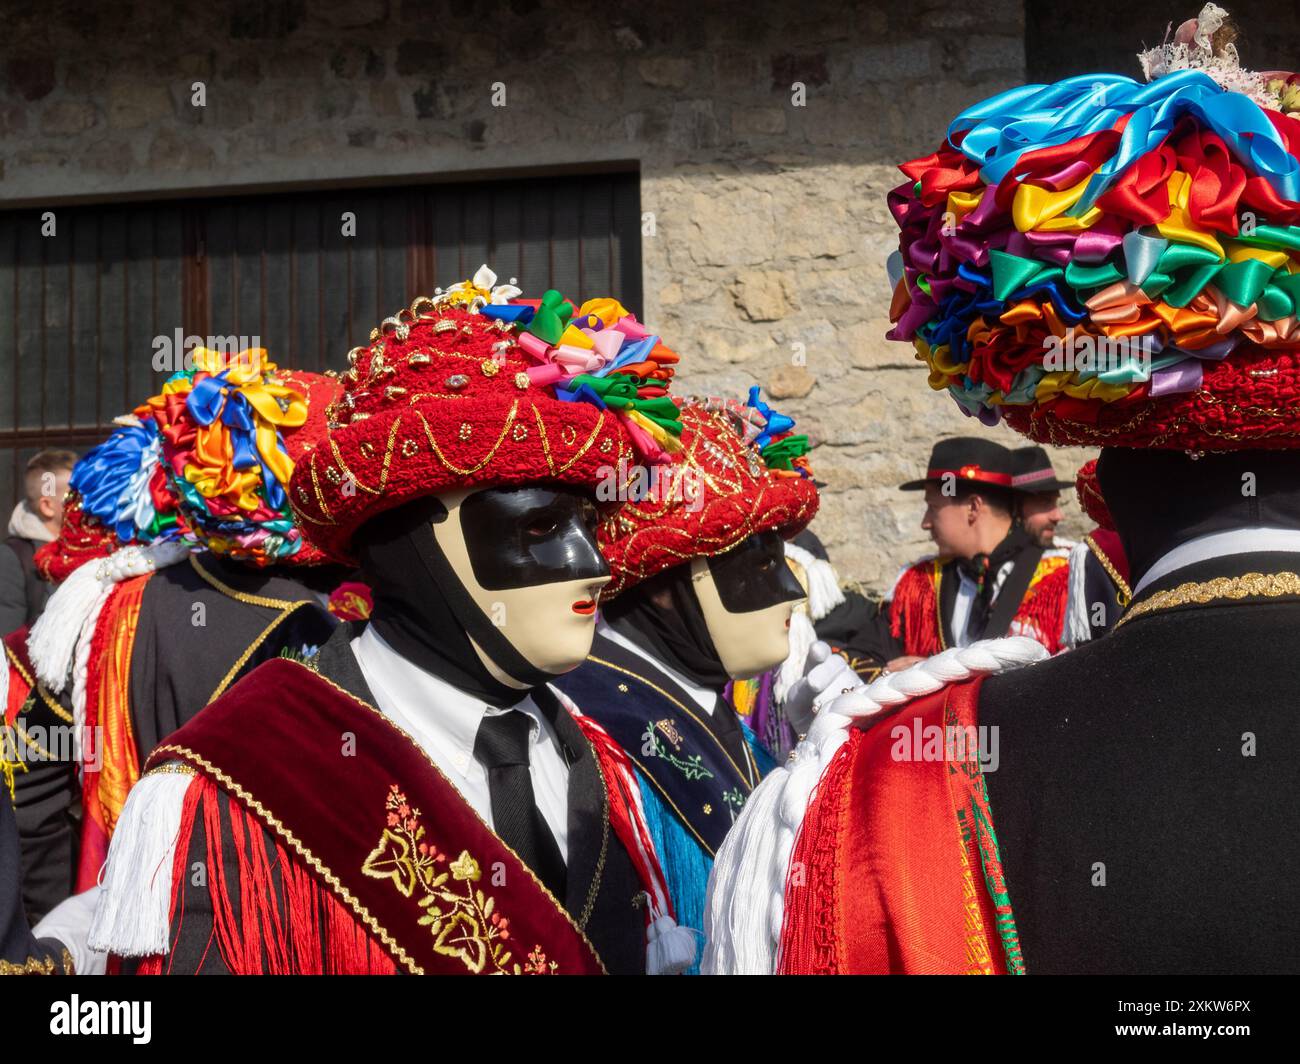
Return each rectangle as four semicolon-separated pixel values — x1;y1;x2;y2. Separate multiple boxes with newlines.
981;550;1300;974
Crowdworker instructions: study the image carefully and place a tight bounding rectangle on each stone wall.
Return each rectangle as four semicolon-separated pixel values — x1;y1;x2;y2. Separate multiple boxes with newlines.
1;0;1095;593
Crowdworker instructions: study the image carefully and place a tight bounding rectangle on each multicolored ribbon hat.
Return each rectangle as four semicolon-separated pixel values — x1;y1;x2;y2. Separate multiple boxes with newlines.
887;4;1300;450
137;348;341;567
35;415;190;584
597;389;819;600
289;265;680;562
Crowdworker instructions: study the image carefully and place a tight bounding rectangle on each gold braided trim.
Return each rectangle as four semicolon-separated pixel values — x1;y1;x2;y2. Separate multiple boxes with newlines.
151;741;423;976
575;717;609;932
586;656;759;789
4;643;74;724
1114;571;1300;630
189;554;304;610
206;601;315;704
7;719;56;761
144;762;197;778
1084;534;1132;608
34;684;74;724
933;559;948;652
0;948;74;975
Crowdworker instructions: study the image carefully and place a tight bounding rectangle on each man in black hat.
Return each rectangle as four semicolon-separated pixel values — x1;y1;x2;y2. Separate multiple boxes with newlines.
864;437;1071;669
1010;446;1074;550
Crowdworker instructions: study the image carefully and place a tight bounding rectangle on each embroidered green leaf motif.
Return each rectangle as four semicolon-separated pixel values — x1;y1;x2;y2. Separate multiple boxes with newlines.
641;723;715;782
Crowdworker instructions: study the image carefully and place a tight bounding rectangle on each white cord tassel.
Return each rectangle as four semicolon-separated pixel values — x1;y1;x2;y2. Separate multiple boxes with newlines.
646;910;697;975
1064;539;1093;649
775;609;817;703
782;544;845;622
29;540;191;695
88;766;195;957
703;636;1049;975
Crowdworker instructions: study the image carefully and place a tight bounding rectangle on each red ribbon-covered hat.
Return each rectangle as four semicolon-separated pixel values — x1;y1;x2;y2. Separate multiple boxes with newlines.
289;299;634;563
598;399;819;600
1075;458;1115;531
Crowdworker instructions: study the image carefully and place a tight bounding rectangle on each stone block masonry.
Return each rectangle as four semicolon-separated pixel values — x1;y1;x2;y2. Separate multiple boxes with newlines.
0;0;1097;593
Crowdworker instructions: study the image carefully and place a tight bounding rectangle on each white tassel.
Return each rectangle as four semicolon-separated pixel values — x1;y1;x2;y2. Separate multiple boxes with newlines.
703;637;1049;974
1064;540;1093;649
646;914;696;975
29;560;110;694
87;767;195;957
29;540;191;698
782;543;845;623
774;609;817;703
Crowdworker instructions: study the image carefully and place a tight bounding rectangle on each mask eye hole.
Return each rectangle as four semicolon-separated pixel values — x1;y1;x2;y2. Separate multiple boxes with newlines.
525;515;560;538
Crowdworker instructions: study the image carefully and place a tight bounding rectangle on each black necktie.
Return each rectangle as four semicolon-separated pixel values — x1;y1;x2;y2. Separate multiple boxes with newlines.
473;710;567;900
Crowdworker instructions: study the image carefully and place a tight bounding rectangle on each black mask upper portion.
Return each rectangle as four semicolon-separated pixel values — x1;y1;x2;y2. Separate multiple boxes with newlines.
604;531;801;691
356;485;608;707
459;486;606;589
1097;447;1300;587
705;531;805;613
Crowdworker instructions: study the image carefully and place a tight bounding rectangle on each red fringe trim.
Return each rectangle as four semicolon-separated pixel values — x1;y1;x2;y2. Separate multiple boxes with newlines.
144;776;397;975
1015;564;1068;654
889;563;944;658
777;738;855;975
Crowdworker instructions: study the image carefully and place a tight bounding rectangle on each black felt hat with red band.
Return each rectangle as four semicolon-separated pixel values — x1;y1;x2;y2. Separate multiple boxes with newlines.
899;437;1020;492
1010;445;1074;494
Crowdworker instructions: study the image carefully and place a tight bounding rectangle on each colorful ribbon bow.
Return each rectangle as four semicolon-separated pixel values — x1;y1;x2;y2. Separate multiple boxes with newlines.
177;348;307;512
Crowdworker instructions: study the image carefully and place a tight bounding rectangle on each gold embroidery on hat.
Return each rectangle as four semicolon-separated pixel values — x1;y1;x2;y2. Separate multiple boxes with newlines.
561;424;577;446
406;392;469;403
327;419;401;497
308;457;335;520
481;359;500;378
410;296;438;318
512;423;528;442
514;373;530;390
407;351;431;366
359;440;376;459
459;423;472;441
401;438;419;458
530;405;605;477
417;402;518;476
386;386;408;400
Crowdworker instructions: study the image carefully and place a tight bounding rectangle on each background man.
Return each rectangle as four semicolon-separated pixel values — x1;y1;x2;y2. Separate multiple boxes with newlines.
0;450;76;633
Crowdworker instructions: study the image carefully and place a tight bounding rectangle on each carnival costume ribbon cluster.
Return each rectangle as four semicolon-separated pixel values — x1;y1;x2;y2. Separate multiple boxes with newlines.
444;265;683;463
137;347;310;565
888;66;1300;433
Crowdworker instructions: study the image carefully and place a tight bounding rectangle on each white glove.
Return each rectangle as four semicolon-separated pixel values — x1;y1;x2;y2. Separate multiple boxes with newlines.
33;885;108;975
783;640;864;737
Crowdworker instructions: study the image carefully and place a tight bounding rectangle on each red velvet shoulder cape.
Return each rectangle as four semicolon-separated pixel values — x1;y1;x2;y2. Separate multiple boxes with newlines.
147;657;605;975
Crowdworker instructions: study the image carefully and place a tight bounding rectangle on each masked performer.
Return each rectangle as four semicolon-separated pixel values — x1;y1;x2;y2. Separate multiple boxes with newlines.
706;6;1300;974
553;393;821;961
89;272;694;975
23;355;341;898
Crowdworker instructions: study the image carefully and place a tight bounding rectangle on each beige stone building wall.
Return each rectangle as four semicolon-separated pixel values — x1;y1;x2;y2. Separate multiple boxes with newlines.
1;0;1094;594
